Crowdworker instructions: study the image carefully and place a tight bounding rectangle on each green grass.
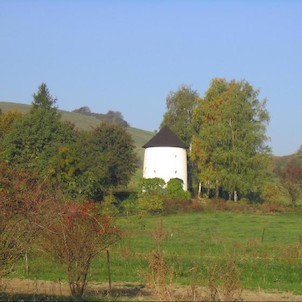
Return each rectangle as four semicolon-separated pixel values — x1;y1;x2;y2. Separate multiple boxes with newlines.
11;211;302;295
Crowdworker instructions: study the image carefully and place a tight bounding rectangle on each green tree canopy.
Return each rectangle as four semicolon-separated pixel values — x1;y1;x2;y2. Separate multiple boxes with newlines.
191;78;272;201
72;123;138;200
0;110;23;140
2;83;76;175
161;85;200;146
31;82;57;111
160;85;201;193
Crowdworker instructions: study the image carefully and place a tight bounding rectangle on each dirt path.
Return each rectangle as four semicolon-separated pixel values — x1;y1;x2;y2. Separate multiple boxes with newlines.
1;278;302;301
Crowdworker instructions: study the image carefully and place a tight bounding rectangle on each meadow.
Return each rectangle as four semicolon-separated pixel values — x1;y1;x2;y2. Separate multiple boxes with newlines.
10;209;302;296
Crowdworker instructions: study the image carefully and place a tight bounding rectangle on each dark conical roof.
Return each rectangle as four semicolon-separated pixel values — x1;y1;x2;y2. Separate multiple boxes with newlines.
142;125;187;149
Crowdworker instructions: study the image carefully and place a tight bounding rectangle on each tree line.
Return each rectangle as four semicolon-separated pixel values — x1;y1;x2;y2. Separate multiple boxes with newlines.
161;78;302;205
0;83;138;201
1;80;301;206
73;106;129;127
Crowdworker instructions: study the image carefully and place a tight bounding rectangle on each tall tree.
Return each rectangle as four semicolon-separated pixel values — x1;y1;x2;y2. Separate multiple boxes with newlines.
31;82;57;111
191;78;271;201
161;85;200;146
161;85;201;193
70;123;138;200
2;83;76;175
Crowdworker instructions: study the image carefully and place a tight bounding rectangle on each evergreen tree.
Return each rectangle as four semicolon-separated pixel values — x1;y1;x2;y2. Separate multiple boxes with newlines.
2;83;75;175
31;82;57;111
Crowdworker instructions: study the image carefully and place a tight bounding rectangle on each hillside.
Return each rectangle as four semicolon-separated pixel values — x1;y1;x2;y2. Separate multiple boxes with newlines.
274;146;302;173
3;101;299;172
0;101;154;164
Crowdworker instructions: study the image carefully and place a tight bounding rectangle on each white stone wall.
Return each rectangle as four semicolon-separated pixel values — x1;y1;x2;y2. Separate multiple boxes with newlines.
143;146;187;190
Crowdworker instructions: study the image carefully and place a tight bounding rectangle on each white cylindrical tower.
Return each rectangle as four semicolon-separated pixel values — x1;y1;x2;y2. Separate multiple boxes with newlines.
142;126;188;190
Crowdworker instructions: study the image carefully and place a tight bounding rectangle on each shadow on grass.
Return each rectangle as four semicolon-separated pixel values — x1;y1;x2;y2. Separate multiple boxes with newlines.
85;283;151;300
0;284;151;301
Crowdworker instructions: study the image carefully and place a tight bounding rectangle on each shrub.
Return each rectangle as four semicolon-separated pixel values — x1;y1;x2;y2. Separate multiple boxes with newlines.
39;200;120;298
141;177;165;192
0;162;43;277
138;178;194;214
138;192;164;214
120;192;139;215
165;178;191;200
261;183;291;206
206;256;242;301
143;220;175;301
100;193;119;216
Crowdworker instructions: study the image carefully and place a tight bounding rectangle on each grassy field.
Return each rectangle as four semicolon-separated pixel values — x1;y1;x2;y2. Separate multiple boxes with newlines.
11;210;302;295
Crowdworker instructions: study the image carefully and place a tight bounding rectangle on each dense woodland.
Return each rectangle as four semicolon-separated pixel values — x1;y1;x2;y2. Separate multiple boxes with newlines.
0;80;302;298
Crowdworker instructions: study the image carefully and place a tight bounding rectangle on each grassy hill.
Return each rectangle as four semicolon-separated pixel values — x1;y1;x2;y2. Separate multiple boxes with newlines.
0;101;154;165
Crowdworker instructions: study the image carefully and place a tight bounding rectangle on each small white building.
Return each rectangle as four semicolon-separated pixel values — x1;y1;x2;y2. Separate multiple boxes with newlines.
142;125;188;190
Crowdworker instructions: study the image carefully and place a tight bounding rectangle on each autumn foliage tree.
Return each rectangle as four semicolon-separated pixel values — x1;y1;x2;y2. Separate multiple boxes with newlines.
0;162;44;277
279;164;302;206
191;78;271;201
39;199;120;297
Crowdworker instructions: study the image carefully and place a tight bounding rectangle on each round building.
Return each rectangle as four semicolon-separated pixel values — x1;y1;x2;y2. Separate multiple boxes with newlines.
142;125;188;190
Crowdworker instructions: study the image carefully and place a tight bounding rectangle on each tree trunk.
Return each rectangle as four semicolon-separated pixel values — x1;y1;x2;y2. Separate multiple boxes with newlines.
198;181;202;199
215;181;219;199
228;192;232;200
234;191;238;202
206;187;210;198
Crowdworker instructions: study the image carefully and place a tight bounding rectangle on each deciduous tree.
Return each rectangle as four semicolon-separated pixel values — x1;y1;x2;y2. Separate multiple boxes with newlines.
161;85;201;192
72;123;138;200
161;85;200;146
192;78;271;201
0;110;22;140
278;160;302;206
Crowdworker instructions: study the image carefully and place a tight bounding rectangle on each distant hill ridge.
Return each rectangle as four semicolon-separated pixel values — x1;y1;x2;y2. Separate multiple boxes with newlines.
0;101;154;163
72;106;129;127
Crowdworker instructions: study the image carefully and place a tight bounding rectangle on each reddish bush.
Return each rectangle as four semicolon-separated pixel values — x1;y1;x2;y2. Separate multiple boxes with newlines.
0;162;44;277
39;199;121;298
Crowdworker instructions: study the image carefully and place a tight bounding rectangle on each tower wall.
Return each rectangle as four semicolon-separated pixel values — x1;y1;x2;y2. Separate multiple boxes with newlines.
143;146;187;190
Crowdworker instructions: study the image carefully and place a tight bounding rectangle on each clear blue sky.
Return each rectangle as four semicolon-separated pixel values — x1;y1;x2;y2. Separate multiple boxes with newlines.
1;0;301;156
